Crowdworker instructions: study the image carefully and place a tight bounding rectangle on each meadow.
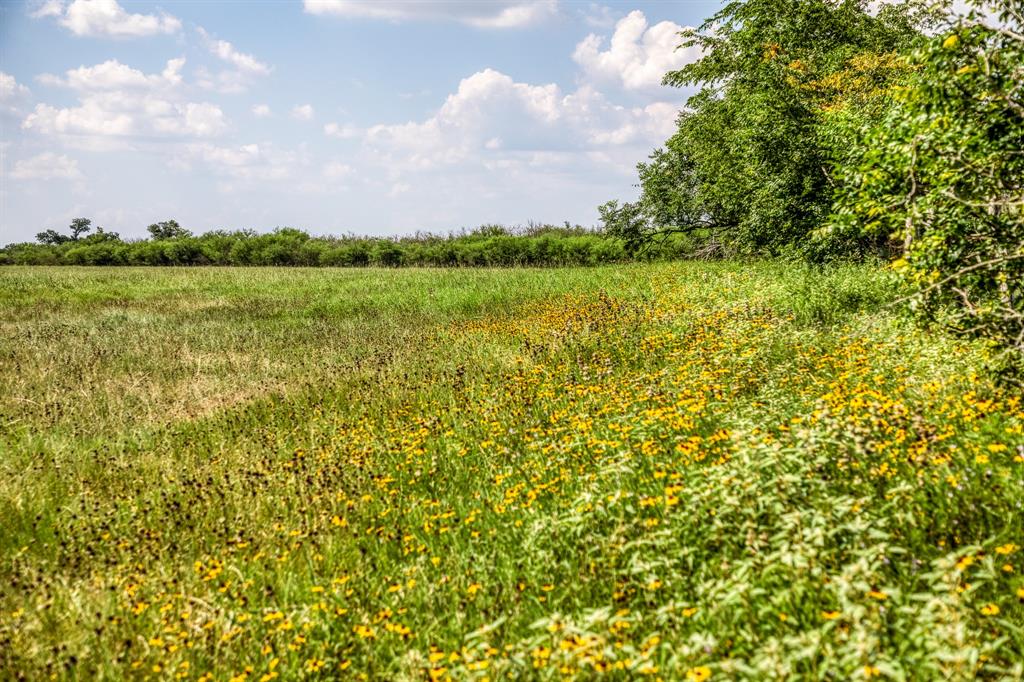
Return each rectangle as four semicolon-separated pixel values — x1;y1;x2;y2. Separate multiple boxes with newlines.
1;263;1022;680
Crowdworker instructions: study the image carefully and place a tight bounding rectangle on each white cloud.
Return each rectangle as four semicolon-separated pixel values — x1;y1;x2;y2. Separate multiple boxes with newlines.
1;72;31;115
324;122;359;139
195;28;271;94
323;161;354;178
362;68;681;174
200;30;270;75
38;57;184;90
36;0;181;38
29;0;64;18
1;72;31;100
22;58;226;146
303;0;556;28
291;104;315;121
177;143;303;190
10;152;82;180
580;3;617;28
573;10;699;90
252;104;272;118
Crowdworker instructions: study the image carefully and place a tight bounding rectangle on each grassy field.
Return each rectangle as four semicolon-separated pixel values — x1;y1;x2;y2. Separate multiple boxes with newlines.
1;263;1022;680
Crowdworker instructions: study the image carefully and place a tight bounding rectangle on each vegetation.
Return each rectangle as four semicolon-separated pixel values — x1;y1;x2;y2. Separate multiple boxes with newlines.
599;0;932;257
0;223;697;268
3;2;1023;679
2;263;1022;680
829;3;1024;383
604;0;1023;378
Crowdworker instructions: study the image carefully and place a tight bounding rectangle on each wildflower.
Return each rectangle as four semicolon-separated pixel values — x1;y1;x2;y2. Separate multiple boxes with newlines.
980;603;1000;616
822;610;841;620
686;665;711;681
996;543;1017;555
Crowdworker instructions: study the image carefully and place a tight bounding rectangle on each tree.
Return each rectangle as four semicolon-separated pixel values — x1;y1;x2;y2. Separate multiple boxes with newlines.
828;0;1024;381
147;219;192;240
598;200;649;255
36;229;71;245
608;0;935;256
69;218;92;241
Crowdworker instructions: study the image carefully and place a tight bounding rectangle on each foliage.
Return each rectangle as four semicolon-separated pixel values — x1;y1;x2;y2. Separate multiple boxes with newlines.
828;0;1024;381
0;223;694;268
68;217;92;241
35;217;96;245
147;219;193;241
1;263;1021;678
34;229;71;246
605;0;932;257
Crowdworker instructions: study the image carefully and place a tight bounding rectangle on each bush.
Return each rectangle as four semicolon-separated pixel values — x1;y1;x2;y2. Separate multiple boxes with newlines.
828;4;1024;382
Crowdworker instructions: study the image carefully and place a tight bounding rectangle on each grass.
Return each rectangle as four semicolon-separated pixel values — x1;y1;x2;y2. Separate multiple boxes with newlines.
1;263;1022;680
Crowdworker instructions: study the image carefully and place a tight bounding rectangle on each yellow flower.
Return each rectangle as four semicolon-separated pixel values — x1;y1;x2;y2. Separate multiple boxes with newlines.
686;665;711;681
868;590;887;601
942;34;960;49
822;610;841;620
466;583;482;596
980;603;1000;616
996;543;1017;555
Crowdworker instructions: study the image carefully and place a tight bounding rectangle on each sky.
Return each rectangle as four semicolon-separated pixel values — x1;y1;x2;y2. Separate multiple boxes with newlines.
0;0;718;242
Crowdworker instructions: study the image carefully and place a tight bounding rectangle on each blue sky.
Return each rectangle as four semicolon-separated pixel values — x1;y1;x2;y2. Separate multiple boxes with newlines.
0;0;718;242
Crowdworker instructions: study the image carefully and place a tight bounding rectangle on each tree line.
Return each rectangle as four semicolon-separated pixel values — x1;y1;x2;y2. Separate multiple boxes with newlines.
1;220;697;268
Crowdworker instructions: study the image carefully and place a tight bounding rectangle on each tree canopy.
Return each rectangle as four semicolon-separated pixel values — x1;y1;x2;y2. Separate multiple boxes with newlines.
604;0;935;256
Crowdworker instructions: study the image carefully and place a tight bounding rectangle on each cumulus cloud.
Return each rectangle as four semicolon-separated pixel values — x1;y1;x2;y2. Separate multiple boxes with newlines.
10;152;82;180
303;0;556;28
361;68;680;174
573;10;699;90
34;0;181;38
37;57;184;90
291;104;315;121
23;58;226;147
252;104;272;118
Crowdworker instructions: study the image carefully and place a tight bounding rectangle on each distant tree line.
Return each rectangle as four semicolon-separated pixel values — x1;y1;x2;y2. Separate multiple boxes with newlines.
0;220;698;268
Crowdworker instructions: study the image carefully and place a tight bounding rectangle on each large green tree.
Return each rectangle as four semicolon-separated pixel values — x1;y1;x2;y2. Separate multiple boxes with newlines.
603;0;933;256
